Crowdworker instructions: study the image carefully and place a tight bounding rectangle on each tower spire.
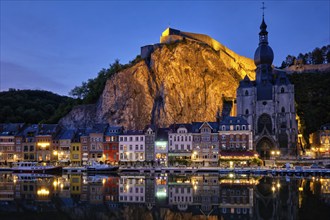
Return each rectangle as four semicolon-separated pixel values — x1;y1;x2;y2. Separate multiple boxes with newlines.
261;2;266;19
253;2;274;67
258;2;268;46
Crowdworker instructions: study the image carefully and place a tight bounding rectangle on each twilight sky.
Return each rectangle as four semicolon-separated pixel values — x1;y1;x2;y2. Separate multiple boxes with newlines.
1;0;329;96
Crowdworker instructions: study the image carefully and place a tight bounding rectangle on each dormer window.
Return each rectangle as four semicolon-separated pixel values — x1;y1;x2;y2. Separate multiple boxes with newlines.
236;125;240;130
242;125;246;130
222;126;225;131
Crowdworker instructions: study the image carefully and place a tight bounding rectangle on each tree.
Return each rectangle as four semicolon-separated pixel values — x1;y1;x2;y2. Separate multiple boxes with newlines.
69;82;89;99
296;53;306;65
312;47;323;64
69;59;125;104
285;55;296;67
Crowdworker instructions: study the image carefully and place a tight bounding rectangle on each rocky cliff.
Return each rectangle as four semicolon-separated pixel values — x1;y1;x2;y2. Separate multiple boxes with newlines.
60;39;256;129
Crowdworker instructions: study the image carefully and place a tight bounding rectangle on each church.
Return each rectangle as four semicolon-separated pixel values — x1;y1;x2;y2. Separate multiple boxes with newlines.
236;15;298;159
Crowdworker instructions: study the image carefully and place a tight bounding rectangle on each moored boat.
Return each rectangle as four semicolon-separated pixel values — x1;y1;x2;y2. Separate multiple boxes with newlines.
11;162;62;174
14;173;54;182
86;161;119;173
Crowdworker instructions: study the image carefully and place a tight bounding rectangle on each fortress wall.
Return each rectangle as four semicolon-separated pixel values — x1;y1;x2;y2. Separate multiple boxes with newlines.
141;45;155;59
141;44;163;59
160;35;184;44
157;28;256;79
181;31;256;71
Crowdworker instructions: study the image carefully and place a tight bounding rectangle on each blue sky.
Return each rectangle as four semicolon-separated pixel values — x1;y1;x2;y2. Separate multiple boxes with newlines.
1;0;329;96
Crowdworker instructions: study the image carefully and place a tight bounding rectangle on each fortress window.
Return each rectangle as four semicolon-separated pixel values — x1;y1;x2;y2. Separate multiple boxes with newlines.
281;87;285;93
245;109;249;115
281;107;285;113
245;90;249;96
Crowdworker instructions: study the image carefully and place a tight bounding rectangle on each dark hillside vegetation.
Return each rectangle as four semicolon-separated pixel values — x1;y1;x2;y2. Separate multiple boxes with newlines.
0;89;77;124
288;72;330;143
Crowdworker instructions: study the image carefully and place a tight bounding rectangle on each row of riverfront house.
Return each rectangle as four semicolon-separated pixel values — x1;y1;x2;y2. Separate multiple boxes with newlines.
0;116;257;167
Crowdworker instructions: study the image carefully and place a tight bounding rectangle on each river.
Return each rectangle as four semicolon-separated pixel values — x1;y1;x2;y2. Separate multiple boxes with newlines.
0;172;329;219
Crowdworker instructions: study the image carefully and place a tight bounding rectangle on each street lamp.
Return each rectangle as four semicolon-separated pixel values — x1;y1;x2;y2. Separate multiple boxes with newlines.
298;133;303;158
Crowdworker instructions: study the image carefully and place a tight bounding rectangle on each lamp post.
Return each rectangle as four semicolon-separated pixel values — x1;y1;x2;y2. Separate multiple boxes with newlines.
271;150;280;167
298;133;303;159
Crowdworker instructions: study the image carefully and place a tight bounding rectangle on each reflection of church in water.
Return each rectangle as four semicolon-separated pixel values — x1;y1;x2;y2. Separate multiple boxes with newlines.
236;14;298;159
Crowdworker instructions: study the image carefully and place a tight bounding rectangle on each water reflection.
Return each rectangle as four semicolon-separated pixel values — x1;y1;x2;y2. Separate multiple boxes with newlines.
0;172;329;219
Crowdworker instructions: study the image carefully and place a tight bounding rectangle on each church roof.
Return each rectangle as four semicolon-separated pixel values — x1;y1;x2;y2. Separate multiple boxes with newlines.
275;70;291;85
239;75;254;88
254;44;274;66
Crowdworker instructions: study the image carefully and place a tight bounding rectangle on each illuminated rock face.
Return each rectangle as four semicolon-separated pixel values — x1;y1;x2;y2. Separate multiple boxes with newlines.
61;40;255;129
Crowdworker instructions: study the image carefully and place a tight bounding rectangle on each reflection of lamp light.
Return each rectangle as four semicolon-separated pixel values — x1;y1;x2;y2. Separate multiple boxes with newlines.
272;186;276;192
271;151;275;155
277;183;281;188
299;187;303;192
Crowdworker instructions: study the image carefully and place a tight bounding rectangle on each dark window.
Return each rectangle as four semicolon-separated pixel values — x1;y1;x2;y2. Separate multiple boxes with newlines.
281;87;285;93
257;114;272;134
279;132;288;148
245;90;249;96
245;109;249;115
281;107;285;113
